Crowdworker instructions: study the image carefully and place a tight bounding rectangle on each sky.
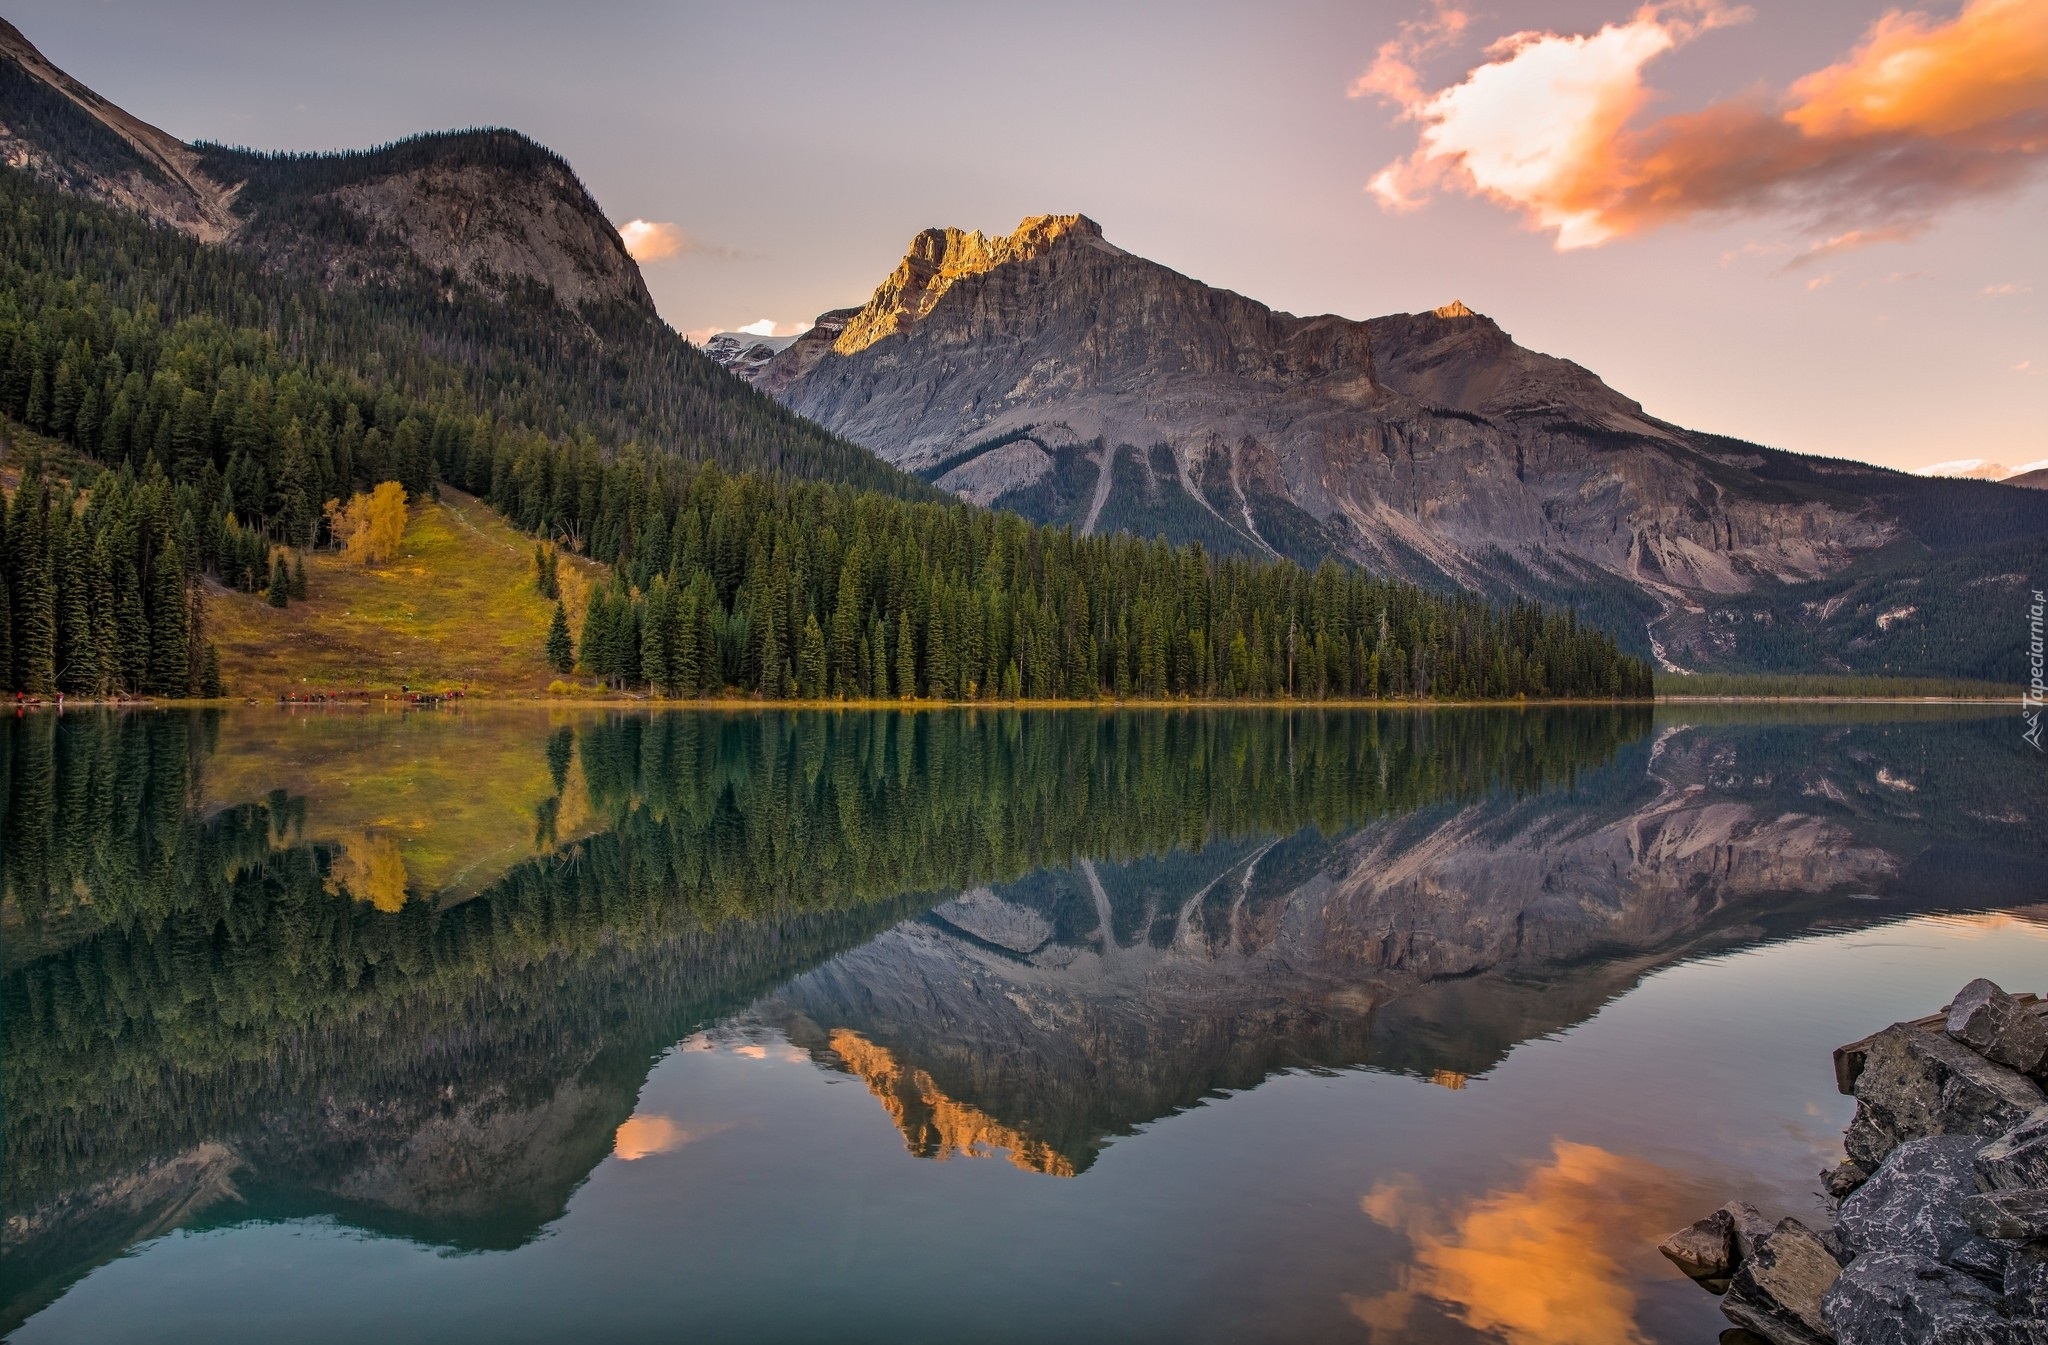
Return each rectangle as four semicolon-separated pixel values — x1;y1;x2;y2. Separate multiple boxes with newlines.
12;0;2045;474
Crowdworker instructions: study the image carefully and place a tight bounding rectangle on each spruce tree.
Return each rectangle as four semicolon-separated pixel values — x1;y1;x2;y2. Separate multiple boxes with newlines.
148;543;189;694
291;553;308;600
268;555;290;607
895;610;916;700
546;600;574;674
797;613;826;699
199;643;224;697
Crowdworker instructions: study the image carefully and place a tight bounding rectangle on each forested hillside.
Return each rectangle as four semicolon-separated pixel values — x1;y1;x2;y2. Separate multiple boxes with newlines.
0;166;1648;701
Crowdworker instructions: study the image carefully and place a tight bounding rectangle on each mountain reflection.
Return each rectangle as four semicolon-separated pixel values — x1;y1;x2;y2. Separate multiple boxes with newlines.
2;704;2040;1333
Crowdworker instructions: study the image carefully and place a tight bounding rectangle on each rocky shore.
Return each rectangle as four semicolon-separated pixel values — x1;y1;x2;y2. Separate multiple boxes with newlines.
1661;979;2048;1344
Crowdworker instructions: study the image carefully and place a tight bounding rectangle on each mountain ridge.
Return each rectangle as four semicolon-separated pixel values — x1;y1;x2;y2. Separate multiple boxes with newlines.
733;214;2048;678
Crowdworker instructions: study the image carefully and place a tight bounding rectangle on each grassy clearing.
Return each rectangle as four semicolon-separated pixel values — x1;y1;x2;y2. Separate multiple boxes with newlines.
211;489;606;696
202;706;600;902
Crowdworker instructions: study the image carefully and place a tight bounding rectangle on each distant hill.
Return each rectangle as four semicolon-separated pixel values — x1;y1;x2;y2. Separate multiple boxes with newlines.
725;214;2048;680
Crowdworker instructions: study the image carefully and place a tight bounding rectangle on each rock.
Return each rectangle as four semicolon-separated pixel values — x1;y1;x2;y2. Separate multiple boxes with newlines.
1848;1024;2045;1168
1663;1207;1739;1290
1824;1159;1872;1200
1961;1188;2048;1241
1728;1201;1779;1263
1948;980;2048;1077
1722;1218;1842;1345
1721;1332;1774;1345
2009;1242;2048;1314
1838;1136;2012;1282
1978;1107;2048;1190
1822;1250;2015;1345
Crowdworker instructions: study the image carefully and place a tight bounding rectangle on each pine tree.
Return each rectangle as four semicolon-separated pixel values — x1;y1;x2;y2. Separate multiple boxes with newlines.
199;643;224;697
546;600;575;674
291;553;308;600
268;555;290;607
797;612;827;699
895;609;916;699
148;543;189;694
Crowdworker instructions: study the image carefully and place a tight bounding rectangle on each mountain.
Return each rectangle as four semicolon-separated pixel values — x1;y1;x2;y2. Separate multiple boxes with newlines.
699;330;800;380
0;17;926;500
757;709;2046;1175
748;214;2048;679
2009;468;2048;491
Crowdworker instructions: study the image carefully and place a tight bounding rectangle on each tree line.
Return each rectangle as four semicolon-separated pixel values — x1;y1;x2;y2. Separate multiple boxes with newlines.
0;163;1650;700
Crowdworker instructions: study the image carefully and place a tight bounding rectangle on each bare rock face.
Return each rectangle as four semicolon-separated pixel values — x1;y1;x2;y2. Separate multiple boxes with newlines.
1846;1024;2045;1169
1836;1136;2011;1283
1720;1218;1841;1345
0;18;239;240
1822;1251;2021;1345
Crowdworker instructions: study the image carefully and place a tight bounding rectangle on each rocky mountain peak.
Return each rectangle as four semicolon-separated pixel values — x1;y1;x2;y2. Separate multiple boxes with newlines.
1434;299;1477;318
831;213;1114;356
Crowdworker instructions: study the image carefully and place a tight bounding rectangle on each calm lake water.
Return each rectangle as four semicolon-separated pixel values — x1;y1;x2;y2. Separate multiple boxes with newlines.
3;705;2044;1344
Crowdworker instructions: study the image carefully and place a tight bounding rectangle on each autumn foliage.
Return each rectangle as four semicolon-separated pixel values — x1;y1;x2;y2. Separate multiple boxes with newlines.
325;483;408;565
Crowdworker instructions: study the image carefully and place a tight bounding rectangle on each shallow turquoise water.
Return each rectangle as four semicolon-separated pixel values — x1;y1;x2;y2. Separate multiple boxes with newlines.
4;705;2043;1343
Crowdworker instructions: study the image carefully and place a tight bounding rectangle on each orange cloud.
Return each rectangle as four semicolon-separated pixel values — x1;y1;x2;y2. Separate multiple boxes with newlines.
1346;1141;1721;1345
611;1113;730;1160
1360;0;2048;250
1349;0;1470;111
618;219;709;263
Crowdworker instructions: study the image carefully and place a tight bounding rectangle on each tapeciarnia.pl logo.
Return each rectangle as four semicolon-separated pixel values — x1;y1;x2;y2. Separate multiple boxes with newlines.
2026;589;2046;751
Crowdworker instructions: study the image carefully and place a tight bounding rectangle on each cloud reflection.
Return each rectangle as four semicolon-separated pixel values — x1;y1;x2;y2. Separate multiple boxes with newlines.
1348;1140;1717;1345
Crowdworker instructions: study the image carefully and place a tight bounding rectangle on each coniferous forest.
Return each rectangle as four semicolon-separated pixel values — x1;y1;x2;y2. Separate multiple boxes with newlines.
0;167;1650;701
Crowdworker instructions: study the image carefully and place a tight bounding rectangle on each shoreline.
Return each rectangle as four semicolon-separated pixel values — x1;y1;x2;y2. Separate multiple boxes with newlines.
8;693;2019;711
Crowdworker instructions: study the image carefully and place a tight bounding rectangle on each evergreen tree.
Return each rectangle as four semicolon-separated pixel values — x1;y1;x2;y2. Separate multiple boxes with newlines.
546;600;574;674
268;555;291;607
797;613;827;699
291;553;308;600
148;542;190;694
895;610;916;700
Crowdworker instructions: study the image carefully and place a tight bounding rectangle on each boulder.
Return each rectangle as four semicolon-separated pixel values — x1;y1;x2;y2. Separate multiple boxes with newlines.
1821;1250;2017;1345
1824;1159;1872;1201
1978;1107;2048;1191
1837;1136;2012;1283
1961;1188;2048;1241
1722;1218;1842;1345
1947;980;2048;1077
1848;1025;2046;1168
1663;1207;1739;1291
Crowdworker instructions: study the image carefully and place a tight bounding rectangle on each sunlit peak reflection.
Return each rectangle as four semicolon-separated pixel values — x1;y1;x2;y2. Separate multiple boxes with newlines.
826;1029;1077;1177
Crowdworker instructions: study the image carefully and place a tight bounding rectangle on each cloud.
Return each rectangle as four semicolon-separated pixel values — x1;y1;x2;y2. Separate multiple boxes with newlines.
1345;1141;1721;1345
1912;457;2009;477
611;1113;731;1160
1349;0;1470;110
1983;281;2033;295
618;219;742;264
618;219;689;262
1359;0;2048;251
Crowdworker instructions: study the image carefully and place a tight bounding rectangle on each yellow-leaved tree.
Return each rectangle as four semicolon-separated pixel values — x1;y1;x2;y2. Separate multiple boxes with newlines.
324;482;408;564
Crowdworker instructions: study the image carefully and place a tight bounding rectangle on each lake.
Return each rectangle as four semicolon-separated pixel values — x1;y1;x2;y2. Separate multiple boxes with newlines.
3;705;2043;1344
